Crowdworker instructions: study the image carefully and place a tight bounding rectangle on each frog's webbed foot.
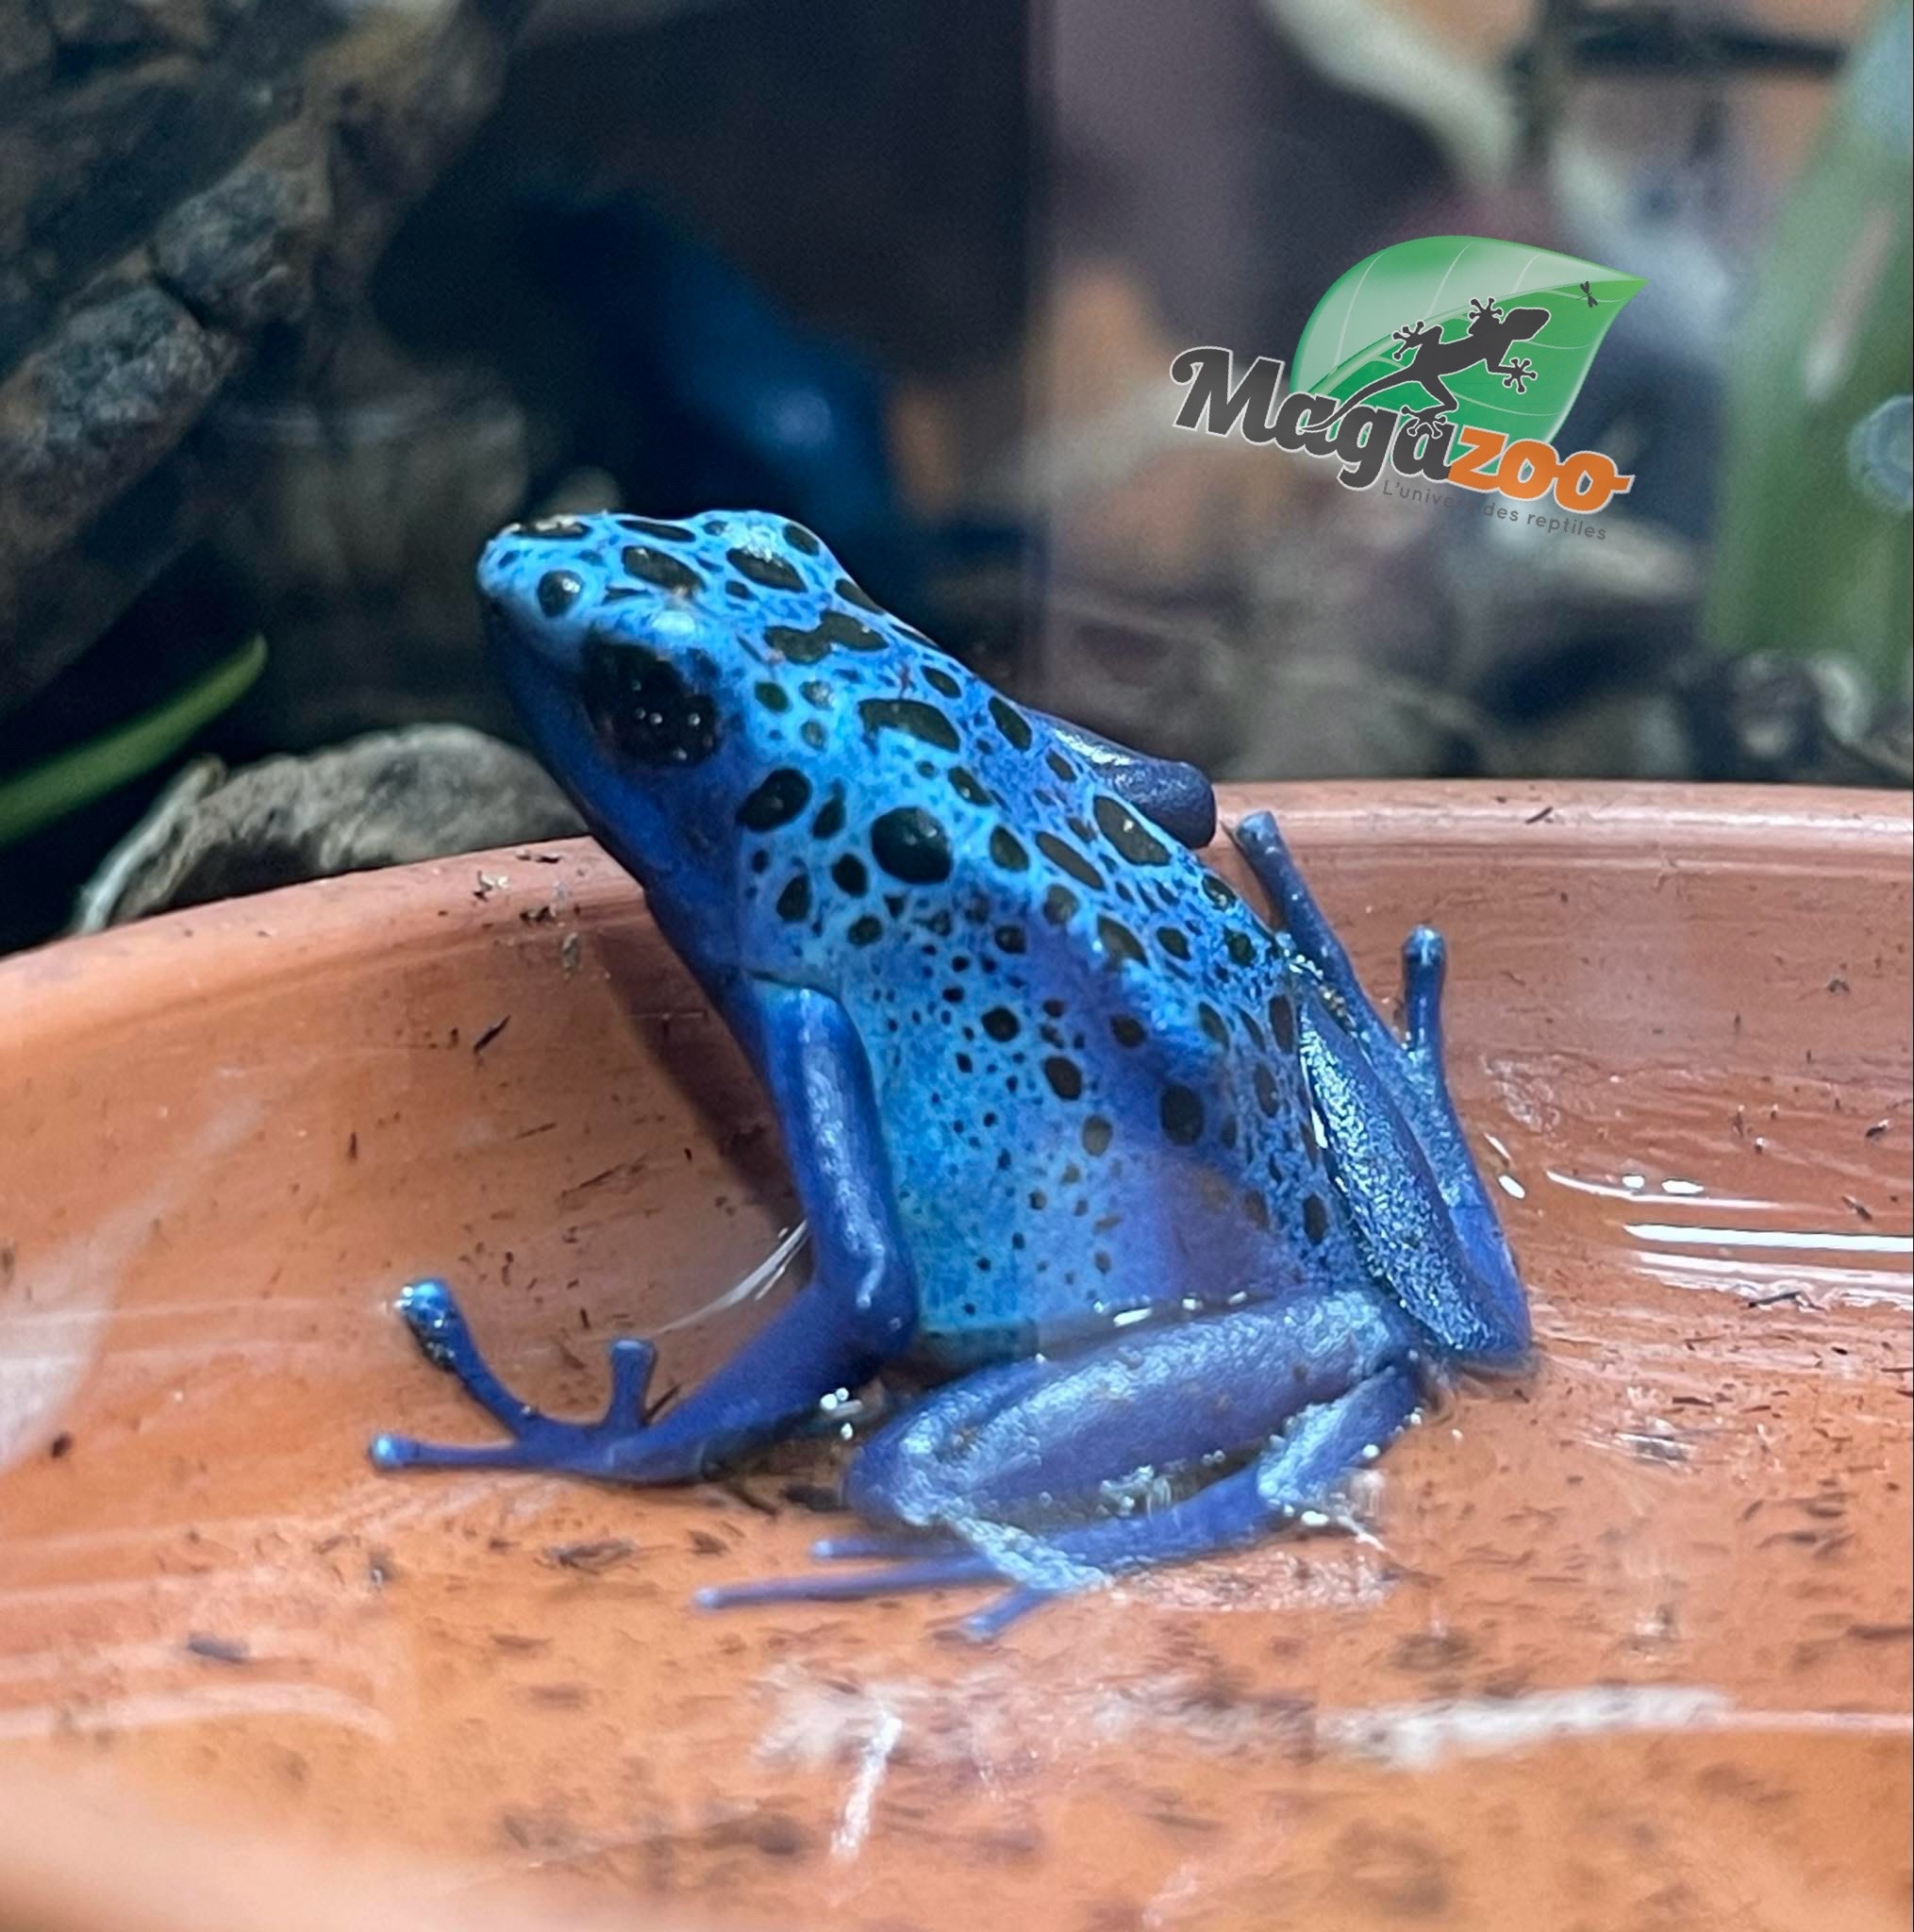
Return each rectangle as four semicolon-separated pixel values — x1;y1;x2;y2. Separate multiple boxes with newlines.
369;1278;658;1477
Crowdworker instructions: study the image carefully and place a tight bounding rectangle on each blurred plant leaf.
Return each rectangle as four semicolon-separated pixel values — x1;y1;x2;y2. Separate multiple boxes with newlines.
0;636;267;850
1704;0;1912;690
1293;235;1645;444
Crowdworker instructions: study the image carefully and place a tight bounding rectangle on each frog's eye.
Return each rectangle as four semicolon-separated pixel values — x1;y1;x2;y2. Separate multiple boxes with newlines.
580;639;720;768
538;570;584;618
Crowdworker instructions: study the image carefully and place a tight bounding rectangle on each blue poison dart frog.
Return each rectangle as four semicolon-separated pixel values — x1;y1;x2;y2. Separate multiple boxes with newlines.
369;511;1531;1638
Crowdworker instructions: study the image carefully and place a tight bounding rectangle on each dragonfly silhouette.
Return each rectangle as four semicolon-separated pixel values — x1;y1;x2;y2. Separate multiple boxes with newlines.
1578;281;1597;307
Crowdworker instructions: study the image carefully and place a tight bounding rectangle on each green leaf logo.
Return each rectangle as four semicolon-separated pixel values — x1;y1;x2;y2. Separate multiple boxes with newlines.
1293;235;1645;445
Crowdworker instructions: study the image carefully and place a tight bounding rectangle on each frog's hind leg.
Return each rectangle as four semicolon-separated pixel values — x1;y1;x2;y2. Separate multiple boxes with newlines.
983;1362;1421;1634
1230;811;1527;1364
1232;810;1478;1191
698;1362;1420;1639
696;1286;1419;1637
1232;810;1409;1074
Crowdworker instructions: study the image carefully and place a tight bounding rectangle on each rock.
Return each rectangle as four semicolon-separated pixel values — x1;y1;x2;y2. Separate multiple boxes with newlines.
152;125;333;334
0;0;55;82
42;0;215;54
71;724;581;930
0;0;533;719
0;285;238;578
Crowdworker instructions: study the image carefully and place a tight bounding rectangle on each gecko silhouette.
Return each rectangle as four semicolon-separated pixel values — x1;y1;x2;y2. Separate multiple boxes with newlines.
1318;297;1547;427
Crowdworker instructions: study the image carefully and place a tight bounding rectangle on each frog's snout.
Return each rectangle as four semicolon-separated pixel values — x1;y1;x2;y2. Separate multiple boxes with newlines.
476;520;609;676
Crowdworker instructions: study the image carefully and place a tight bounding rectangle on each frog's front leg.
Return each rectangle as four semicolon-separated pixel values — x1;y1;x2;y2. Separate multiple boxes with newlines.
370;982;918;1484
697;1286;1420;1636
1230;810;1528;1364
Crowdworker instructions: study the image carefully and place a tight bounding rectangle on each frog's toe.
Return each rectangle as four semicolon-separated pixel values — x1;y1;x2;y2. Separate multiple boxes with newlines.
368;1428;555;1474
955;1585;1055;1641
809;1530;968;1561
1400;924;1447;1057
367;1408;644;1478
694;1547;1002;1614
373;1275;661;1477
368;1430;422;1471
695;1561;1066;1641
1229;810;1369;1011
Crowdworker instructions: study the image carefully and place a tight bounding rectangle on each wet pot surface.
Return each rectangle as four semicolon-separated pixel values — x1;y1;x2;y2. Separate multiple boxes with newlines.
2;783;1909;1932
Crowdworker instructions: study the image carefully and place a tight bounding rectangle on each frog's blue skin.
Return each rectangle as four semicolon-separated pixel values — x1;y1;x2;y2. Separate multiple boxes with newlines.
369;509;1530;1636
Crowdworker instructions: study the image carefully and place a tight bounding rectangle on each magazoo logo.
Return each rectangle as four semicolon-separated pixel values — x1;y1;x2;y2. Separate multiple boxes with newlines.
1172;236;1646;524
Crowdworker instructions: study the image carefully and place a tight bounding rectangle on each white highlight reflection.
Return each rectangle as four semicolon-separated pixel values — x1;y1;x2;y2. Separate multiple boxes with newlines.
1624;1223;1913;1257
1319;1686;1911;1772
1545;1169;1785;1211
651;1220;809;1335
832;1706;903;1860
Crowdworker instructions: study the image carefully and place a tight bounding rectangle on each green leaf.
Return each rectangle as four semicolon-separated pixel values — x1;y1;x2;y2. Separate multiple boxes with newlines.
0;635;267;850
1293;235;1645;445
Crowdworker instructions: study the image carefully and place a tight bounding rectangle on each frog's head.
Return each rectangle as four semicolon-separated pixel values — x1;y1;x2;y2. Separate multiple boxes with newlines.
476;509;877;970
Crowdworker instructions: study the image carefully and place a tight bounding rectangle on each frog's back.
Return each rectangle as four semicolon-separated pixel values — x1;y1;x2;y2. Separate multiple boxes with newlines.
837;834;1349;1367
691;539;1359;1364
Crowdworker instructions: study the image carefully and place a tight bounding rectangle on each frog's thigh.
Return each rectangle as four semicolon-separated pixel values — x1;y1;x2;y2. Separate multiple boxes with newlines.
1298;987;1529;1364
845;1286;1411;1528
1232;810;1526;1363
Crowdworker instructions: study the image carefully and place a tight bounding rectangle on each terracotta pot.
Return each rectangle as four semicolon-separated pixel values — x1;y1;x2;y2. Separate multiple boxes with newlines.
2;783;1909;1932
